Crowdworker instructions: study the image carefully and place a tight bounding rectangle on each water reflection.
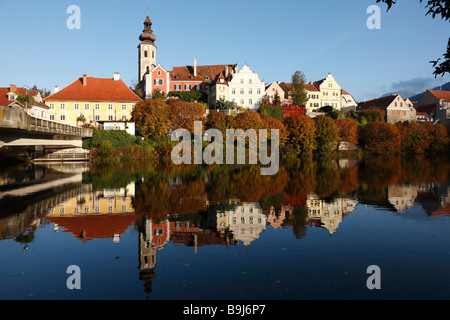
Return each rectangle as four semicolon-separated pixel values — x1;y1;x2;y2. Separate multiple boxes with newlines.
0;155;449;299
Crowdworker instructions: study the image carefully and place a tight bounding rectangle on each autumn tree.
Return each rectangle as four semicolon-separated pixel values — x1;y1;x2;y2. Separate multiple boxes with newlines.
205;111;233;136
167;99;206;135
290;71;308;107
131;98;171;138
431;123;450;152
232;111;264;131
313;115;339;155
335;118;359;150
359;122;401;154
284;114;316;156
262;117;288;146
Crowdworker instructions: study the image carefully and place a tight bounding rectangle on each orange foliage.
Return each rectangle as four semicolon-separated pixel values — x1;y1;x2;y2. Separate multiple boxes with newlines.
167;99;205;135
131;98;170;138
284;114;316;156
359;122;401;154
335;118;359;150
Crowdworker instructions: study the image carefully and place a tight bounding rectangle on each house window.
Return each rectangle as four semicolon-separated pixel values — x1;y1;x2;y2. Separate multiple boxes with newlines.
257;88;261;95
95;104;100;110
49;115;55;120
232;88;236;95
144;50;148;58
50;104;54;109
249;99;253;105
74;104;79;110
185;84;191;90
8;94;15;100
95;115;100;121
108;104;113;110
248;89;253;95
157;70;161;76
60;115;66;121
195;84;201;90
240;79;244;84
240;88;244;94
122;104;127;110
60;104;65;110
174;84;181;90
108;115;114;121
249;79;253;84
154;79;163;85
84;104;90;110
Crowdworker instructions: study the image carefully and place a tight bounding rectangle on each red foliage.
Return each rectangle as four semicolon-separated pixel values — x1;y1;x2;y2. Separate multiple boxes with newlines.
282;105;306;120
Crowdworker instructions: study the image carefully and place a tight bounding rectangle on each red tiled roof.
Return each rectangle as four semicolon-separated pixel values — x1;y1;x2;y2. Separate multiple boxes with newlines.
0;86;41;107
44;76;142;102
170;64;236;84
44;214;139;242
428;90;450;102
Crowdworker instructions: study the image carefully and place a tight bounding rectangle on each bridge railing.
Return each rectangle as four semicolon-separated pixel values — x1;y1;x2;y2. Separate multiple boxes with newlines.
0;106;92;138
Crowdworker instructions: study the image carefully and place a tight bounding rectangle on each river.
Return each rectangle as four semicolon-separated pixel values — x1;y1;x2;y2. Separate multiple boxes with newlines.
0;156;449;300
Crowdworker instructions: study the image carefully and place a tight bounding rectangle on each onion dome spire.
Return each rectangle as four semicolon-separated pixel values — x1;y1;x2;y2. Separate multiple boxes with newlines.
139;12;156;43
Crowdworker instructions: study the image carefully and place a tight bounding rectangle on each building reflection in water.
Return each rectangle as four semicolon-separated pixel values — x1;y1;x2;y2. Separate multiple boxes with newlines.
1;157;450;299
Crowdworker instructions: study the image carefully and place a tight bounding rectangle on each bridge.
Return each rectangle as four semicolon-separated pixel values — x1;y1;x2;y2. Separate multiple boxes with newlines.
0;106;92;149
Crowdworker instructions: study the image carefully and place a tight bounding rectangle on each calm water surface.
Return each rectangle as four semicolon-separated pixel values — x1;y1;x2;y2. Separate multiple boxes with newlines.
0;156;449;300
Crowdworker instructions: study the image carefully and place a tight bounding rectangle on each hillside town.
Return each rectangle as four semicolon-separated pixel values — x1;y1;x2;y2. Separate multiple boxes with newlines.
1;12;449;137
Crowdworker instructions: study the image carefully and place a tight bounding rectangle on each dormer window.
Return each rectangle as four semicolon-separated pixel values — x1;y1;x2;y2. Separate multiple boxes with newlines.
8;94;14;100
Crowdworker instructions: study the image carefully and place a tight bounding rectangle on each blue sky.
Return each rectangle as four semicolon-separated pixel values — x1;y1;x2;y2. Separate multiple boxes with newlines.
0;0;449;101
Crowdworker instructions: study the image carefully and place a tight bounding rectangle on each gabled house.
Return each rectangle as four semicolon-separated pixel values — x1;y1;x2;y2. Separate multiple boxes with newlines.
415;90;450;125
45;73;142;127
0;84;49;119
264;81;290;105
357;94;416;124
279;73;353;112
228;64;265;110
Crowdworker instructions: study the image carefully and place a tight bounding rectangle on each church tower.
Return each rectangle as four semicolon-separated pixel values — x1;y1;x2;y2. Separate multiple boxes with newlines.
138;12;157;82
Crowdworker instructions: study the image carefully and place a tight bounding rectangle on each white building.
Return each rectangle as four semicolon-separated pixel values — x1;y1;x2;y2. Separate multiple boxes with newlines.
228;64;266;110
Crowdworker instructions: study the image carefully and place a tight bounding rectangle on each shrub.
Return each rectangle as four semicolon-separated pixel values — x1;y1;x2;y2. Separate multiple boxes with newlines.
359;122;401;154
259;103;283;122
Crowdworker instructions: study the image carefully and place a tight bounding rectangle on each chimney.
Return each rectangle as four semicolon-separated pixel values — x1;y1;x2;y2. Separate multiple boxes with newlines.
82;74;87;86
225;66;228;78
194;58;197;77
114;72;120;81
10;84;16;92
54;86;59;93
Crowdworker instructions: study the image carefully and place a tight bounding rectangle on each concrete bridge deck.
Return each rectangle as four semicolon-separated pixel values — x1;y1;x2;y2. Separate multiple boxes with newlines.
0;106;92;148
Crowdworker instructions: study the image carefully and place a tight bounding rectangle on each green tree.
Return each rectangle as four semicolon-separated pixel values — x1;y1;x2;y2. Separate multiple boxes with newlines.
272;92;282;105
290;71;308;107
314;115;339;155
16;94;35;108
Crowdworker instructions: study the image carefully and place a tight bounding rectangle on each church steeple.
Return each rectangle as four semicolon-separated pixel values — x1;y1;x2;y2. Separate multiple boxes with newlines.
138;11;157;81
139;12;156;43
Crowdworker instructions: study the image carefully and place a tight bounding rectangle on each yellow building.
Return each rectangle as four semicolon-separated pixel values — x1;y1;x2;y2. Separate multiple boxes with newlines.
45;73;142;127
